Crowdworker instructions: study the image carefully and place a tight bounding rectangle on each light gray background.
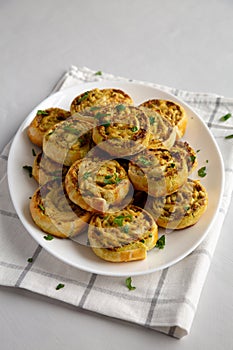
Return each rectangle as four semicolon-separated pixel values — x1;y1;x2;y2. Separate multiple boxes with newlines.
1;0;233;349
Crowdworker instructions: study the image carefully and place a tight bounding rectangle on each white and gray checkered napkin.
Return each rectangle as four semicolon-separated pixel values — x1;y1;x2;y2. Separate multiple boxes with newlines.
1;66;233;338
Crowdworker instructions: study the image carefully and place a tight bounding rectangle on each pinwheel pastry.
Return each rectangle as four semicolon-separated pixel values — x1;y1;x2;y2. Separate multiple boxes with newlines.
65;154;132;213
70;88;134;114
139;99;188;139
145;179;208;229
172;141;197;174
30;180;92;238
27;108;71;147
128;144;189;197
92;105;150;156
32;152;69;185
139;106;176;149
88;205;158;262
42;115;93;166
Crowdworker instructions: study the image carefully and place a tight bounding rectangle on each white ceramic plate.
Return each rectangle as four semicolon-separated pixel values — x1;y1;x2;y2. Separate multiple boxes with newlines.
8;81;224;276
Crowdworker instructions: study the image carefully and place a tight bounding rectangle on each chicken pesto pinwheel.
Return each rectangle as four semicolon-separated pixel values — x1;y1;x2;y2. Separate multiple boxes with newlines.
139;107;176;149
88;205;158;262
32;152;69;185
27;108;71;147
128;145;189;197
70;88;134;114
92;105;150;156
146;179;208;229
139;99;188;139
42;115;93;166
65;156;132;213
30;180;92;238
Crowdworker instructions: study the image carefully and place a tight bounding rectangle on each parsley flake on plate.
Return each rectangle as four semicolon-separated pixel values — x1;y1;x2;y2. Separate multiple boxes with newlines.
125;277;136;291
155;235;166;249
198;166;207;177
219;113;232;122
43;234;54;241
56;283;65;290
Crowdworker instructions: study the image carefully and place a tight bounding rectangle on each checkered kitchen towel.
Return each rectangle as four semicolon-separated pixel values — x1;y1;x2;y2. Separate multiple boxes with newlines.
1;66;233;338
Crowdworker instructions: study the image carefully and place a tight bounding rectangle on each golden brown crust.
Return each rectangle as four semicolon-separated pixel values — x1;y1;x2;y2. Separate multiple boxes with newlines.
27;108;71;147
128;145;189;197
65;156;131;213
92;105;150;156
29;180;92;238
88;205;158;262
42;115;93;166
146;179;208;229
70;88;134;114
139;99;188;139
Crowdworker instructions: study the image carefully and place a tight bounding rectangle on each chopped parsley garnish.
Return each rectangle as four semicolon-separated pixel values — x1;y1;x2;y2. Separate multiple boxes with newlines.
56;283;65;290
23;165;33;177
138;156;152;166
225;134;233;139
125;277;136;291
32;148;36;156
155;235;166;249
77;91;89;103
27;258;33;263
116;104;126;112
104;173;122;185
83;172;91;180
131;126;138;132
43;234;54;241
190;155;196;163
63;125;80;135
170;163;175;168
198;166;207;177
37;110;49;116
94;70;102;76
113;215;132;227
149;116;156;125
219;113;232;122
103;121;111;128
184;205;190;211
104;175;114;184
38;204;45;211
94;112;111;120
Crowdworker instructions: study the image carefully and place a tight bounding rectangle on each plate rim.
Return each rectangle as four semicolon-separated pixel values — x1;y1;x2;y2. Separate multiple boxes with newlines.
7;81;225;276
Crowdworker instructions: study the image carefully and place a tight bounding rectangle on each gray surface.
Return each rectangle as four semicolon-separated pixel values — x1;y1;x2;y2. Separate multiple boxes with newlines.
1;0;233;349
